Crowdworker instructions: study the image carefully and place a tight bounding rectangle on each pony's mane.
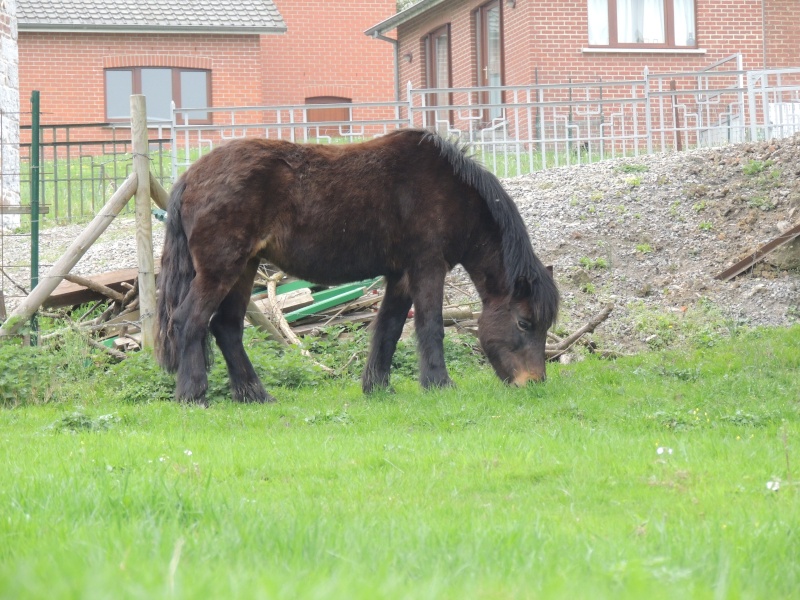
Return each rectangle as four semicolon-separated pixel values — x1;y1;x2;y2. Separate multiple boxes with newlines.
420;130;559;325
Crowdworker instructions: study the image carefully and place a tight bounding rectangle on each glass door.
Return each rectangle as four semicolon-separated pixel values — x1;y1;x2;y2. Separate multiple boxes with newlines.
425;25;452;132
477;1;504;125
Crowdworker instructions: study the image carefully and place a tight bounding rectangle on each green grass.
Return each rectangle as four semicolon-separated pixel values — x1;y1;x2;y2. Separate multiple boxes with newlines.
0;324;798;598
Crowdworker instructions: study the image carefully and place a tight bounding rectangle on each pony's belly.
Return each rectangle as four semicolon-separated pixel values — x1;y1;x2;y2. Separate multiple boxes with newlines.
259;237;387;286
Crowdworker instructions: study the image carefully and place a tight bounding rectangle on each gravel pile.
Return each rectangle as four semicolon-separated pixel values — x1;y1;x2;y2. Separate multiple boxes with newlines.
503;134;800;351
2;134;798;353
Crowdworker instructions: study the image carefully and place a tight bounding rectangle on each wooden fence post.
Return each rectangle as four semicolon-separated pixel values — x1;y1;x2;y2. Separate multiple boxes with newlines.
131;95;157;350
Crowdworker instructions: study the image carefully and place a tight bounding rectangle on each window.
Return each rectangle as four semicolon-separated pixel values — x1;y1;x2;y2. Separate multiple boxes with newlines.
476;1;504;124
104;68;211;123
424;24;452;128
588;0;696;47
305;96;352;137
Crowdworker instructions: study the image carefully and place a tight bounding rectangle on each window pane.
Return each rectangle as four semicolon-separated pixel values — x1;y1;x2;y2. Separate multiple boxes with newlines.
180;71;210;121
434;31;449;87
106;70;132;119
587;0;609;45
486;4;502;120
141;68;173;122
434;30;449;125
617;0;664;44
673;0;696;46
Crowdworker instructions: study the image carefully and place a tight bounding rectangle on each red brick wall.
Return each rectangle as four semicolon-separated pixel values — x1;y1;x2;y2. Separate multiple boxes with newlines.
18;32;264;126
260;0;396;105
764;0;800;68
17;0;396;126
395;0;797;90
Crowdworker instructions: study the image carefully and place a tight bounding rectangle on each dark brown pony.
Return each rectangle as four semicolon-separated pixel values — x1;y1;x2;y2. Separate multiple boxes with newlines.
157;129;559;404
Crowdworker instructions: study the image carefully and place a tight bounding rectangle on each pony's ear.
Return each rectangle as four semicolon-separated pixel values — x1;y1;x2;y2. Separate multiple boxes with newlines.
512;276;532;299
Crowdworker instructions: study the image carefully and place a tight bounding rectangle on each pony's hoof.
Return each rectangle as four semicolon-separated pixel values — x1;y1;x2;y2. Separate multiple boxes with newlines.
232;382;276;403
239;393;277;404
421;376;455;390
177;395;209;408
362;376;391;395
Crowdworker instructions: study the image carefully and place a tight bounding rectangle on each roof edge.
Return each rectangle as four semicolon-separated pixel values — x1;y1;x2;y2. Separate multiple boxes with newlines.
364;0;447;38
18;24;287;35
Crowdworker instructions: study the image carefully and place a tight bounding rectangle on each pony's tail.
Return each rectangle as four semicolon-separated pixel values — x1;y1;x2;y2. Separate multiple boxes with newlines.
156;179;195;373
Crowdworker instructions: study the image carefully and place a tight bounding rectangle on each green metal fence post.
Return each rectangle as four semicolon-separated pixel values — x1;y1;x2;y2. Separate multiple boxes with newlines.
30;90;40;344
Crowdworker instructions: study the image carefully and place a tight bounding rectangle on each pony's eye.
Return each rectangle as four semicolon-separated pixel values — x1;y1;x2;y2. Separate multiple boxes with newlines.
517;319;532;331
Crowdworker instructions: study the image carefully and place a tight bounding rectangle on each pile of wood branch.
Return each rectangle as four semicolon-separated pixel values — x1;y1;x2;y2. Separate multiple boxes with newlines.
37;268;616;366
40;274;143;358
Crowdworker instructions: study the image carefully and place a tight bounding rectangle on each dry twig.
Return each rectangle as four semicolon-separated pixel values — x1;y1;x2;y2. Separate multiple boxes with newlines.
545;304;614;360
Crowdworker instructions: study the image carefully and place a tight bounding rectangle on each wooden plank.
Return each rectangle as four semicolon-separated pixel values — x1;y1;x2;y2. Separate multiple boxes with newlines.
43;268;141;308
292;311;377;336
277;279;315;295
310;278;381;302
0;205;50;215
284;287;366;323
253;288;314;314
309;292;383;316
714;221;800;281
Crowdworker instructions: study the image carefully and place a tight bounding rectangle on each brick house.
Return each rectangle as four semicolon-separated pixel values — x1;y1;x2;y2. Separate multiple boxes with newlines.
366;0;800;95
15;0;396;126
364;0;800;148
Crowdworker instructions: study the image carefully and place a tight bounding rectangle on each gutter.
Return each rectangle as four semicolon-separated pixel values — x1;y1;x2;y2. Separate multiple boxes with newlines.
364;0;448;102
371;32;401;102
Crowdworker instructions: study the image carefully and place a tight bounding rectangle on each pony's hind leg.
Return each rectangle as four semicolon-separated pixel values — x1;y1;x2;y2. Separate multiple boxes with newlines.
408;263;454;389
171;276;226;405
362;274;413;393
209;258;274;403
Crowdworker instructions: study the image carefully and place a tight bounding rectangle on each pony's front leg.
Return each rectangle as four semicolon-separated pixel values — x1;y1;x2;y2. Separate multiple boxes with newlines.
362;275;412;393
409;266;454;390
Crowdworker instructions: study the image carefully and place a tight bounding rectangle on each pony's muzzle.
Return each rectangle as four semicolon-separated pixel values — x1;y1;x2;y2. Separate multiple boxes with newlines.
512;371;546;386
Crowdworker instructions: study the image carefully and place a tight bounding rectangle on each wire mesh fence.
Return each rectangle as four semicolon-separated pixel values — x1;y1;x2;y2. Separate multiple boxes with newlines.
1;105;27;320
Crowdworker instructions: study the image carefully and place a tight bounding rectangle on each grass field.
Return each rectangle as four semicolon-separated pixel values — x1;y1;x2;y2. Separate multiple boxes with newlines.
0;325;798;599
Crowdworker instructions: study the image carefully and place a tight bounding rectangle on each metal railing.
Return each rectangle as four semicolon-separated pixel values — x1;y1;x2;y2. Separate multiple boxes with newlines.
6;56;800;227
170;56;800;182
171;101;409;180
18;121;172;223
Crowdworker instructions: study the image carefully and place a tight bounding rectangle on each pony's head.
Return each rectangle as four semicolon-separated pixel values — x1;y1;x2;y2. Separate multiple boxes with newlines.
478;272;559;385
422;129;560;385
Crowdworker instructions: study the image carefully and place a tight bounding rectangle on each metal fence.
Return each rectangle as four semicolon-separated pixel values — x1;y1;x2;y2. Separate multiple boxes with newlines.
169;56;800;182
1;105;26;321
171;101;409;180
19;121;173;223
5;56;800;225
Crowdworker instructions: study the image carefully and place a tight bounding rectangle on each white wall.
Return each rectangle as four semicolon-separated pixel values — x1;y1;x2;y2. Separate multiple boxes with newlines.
1;0;20;230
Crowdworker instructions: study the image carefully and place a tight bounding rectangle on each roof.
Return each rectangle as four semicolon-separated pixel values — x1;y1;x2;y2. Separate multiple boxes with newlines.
16;0;287;35
365;0;446;38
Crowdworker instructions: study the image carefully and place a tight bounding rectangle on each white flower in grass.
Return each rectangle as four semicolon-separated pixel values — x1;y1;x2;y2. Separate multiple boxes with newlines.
656;447;673;455
184;449;192;456
766;480;780;492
